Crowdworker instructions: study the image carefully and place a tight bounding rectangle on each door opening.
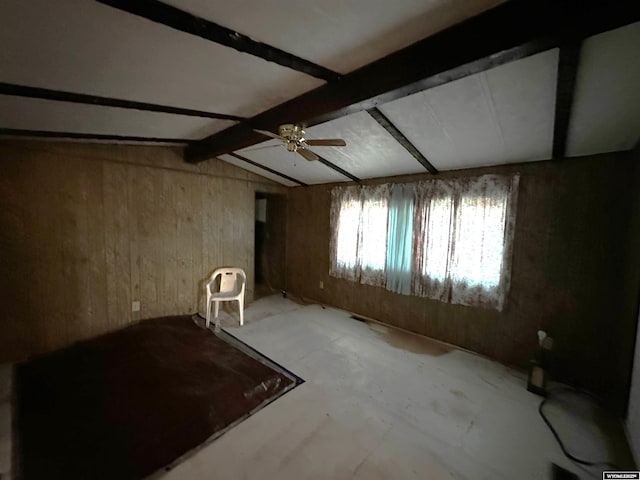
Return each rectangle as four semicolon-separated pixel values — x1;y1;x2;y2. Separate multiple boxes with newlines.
254;193;286;299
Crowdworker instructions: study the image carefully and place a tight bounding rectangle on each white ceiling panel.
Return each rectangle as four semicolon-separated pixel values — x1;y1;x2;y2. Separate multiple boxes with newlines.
0;0;322;118
0;95;232;139
166;0;503;74
566;22;640;157
305;112;428;179
237;141;349;185
379;49;558;171
218;154;298;187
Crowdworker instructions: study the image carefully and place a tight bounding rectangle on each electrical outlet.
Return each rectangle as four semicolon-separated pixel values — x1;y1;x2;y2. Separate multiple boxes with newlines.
132;300;141;312
319;280;324;289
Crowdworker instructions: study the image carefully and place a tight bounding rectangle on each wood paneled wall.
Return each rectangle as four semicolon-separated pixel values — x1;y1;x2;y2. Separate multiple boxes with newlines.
286;152;640;413
0;141;285;362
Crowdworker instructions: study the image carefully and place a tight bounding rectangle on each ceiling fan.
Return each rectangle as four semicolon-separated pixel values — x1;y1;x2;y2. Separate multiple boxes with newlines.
254;124;346;161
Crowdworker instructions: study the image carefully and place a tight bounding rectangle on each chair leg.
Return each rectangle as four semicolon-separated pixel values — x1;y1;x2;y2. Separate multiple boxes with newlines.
239;299;244;326
206;300;212;328
214;301;219;320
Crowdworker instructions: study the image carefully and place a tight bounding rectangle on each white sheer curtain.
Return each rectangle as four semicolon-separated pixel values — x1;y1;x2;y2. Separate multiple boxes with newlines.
329;184;389;287
359;185;389;286
412;179;456;302
330;174;519;311
330;186;361;282
448;175;519;310
412;174;519;310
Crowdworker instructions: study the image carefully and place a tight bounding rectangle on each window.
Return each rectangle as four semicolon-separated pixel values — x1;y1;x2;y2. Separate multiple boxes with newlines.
420;195;453;282
335;196;359;271
329;184;389;286
385;183;414;295
450;192;508;289
360;196;388;271
330;174;519;311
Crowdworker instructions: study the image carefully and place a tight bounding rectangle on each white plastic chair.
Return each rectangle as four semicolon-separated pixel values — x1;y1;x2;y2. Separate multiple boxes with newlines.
205;267;246;329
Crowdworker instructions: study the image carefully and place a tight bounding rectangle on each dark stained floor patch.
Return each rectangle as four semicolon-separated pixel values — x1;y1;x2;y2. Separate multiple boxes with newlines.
16;315;296;480
363;320;452;356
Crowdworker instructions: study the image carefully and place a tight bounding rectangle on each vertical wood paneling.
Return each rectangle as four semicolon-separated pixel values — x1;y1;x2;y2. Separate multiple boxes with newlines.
36;153;67;352
59;155;91;346
190;175;204;313
197;175;208;315
159;168;178;316
0;154;31;358
0;141;285;362
127;164;141;323
175;175;192;315
103;161;132;331
243;183;256;300
85;159;108;338
137;166;158;319
199;174;222;313
188;175;202;313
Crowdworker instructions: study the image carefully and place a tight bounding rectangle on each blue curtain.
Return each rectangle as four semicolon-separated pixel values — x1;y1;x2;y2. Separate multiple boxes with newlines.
385;183;414;295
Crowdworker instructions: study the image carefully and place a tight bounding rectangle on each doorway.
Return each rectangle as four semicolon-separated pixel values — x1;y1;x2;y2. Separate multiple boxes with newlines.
254;193;287;299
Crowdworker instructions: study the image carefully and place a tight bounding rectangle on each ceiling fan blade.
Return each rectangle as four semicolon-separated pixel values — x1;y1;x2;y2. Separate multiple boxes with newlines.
243;144;283;153
297;148;319;161
305;139;347;147
254;129;286;141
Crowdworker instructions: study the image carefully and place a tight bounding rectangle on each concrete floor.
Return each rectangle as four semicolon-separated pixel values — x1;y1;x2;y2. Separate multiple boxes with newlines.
160;295;623;480
1;295;630;479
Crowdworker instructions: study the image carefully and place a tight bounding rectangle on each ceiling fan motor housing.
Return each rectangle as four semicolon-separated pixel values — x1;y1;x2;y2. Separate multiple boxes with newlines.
262;123;344;159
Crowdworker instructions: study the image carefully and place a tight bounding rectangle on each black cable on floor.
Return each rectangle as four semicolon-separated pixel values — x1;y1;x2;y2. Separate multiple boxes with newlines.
539;386;622;470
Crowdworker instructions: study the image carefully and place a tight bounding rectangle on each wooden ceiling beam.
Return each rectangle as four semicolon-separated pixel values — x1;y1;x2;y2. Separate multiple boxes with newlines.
315;154;361;182
367;107;438;174
96;0;340;82
0;128;194;144
552;42;582;159
227;152;308;187
185;0;640;163
0;82;245;122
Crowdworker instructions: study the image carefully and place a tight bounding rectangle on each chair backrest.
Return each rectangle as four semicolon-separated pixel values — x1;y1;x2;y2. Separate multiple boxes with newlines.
206;267;246;296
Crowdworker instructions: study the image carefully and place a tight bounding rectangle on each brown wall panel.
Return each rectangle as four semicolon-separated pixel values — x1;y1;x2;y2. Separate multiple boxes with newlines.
285;152;640;412
0;140;285;362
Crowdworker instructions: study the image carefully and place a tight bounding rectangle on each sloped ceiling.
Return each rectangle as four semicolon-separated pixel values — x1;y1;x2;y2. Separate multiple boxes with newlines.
0;0;639;186
0;0;323;117
162;0;502;75
567;22;640;157
0;95;234;140
378;49;558;171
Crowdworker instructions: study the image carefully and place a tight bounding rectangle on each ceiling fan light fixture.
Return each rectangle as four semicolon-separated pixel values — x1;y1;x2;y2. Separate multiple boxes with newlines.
278;124;308;144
